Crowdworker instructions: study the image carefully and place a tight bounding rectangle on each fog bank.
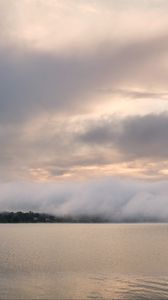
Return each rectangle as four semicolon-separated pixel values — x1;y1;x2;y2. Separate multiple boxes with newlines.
0;178;168;222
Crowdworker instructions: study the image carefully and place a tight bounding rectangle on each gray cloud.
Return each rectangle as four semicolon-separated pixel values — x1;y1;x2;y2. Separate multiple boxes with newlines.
1;113;168;180
0;178;168;222
78;113;168;160
0;33;168;124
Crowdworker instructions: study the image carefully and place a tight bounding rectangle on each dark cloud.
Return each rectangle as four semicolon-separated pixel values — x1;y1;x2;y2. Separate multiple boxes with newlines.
78;113;168;160
0;33;168;124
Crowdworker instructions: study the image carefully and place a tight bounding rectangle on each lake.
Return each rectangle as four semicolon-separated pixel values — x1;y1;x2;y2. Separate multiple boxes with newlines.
0;224;168;299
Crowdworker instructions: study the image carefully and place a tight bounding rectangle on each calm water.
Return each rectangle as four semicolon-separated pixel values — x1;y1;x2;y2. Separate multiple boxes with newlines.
0;224;168;299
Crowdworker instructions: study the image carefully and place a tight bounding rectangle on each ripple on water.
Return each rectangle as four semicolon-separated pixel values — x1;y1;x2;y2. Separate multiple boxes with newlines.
87;275;168;300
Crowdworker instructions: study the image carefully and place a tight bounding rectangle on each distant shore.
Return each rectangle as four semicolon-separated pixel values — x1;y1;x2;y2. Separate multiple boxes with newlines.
0;211;166;223
0;211;107;223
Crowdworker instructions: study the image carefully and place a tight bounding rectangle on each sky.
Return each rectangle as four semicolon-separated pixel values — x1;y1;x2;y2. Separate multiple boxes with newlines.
1;0;168;220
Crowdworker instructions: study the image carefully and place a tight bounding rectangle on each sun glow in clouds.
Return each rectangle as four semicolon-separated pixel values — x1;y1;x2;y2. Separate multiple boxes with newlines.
0;0;168;217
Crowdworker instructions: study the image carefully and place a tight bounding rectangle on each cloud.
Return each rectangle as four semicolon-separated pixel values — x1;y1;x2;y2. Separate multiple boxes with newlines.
98;88;168;100
0;0;168;220
0;1;168;182
0;178;168;222
0;33;168;124
1;113;168;181
78;113;168;160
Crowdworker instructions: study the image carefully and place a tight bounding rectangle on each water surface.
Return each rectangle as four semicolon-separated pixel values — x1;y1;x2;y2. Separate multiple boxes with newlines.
0;224;168;299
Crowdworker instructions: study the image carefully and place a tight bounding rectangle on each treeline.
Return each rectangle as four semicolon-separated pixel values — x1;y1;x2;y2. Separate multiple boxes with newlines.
0;211;109;223
0;211;56;223
0;211;164;223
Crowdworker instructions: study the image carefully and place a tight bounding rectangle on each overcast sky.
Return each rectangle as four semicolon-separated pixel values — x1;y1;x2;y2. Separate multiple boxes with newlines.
1;0;168;220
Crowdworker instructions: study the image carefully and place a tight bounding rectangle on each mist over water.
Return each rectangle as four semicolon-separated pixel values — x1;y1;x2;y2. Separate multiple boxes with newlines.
0;178;168;222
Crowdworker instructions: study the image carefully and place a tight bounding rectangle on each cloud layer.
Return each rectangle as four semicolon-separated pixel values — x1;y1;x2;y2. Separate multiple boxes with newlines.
0;33;168;124
1;113;168;181
78;113;168;160
0;0;168;217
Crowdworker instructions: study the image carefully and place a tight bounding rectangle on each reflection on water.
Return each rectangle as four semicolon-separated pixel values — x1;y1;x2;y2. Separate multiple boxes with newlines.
1;272;168;299
0;224;168;299
87;275;168;299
